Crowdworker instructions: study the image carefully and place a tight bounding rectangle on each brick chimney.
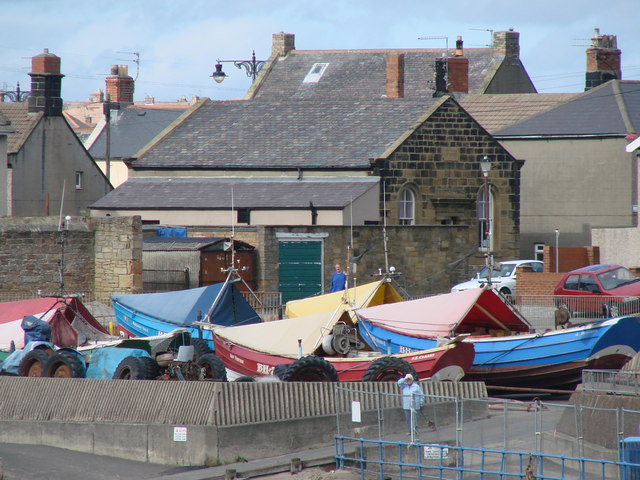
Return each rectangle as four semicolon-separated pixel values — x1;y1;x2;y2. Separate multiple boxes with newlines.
585;28;621;91
28;48;64;116
271;32;295;57
386;54;404;98
492;29;520;65
447;36;469;93
105;65;134;104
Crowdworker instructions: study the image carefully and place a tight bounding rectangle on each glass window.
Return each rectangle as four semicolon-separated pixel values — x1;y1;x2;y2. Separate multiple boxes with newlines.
75;171;83;190
534;244;544;262
399;188;415;226
597;266;640;290
564;274;580;291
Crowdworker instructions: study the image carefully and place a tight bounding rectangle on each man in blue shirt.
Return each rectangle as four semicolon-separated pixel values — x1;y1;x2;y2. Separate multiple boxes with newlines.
329;263;347;293
397;373;424;435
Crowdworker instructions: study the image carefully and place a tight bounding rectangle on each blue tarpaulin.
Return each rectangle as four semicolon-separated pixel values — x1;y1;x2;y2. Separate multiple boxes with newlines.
156;227;187;237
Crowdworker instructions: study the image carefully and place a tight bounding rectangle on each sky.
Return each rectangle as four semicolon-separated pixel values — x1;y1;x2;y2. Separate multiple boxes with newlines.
1;0;638;103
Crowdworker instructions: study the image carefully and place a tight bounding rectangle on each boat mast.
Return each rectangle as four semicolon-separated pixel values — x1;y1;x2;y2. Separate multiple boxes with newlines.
382;180;390;274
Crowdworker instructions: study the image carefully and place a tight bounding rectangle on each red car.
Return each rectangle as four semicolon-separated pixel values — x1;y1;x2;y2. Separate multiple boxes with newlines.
554;264;640;317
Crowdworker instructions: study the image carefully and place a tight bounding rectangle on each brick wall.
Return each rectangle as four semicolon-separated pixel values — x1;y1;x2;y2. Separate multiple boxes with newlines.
542;246;600;273
517;270;564;295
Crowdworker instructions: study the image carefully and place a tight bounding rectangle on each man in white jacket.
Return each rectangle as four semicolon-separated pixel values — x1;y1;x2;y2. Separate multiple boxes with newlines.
397;373;424;435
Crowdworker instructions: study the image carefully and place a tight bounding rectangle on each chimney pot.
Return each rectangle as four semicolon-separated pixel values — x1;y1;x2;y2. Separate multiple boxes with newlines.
28;49;64;115
455;36;464;56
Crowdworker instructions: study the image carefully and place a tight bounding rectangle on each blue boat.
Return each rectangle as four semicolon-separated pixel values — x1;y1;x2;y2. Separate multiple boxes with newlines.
355;287;640;390
113;281;261;350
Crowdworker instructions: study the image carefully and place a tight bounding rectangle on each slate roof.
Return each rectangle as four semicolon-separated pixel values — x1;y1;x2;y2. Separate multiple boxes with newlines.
143;237;254;252
252;49;502;100
90;177;379;210
459;93;578;134
88;107;187;159
0;102;42;153
495;81;640;138
132;98;443;170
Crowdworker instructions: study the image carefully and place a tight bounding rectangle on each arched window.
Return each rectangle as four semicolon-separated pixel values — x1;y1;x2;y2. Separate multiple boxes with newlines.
477;185;494;250
399;188;415;225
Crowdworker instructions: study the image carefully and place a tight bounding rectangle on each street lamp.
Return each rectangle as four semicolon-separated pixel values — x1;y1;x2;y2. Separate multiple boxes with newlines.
211;51;266;84
479;155;493;286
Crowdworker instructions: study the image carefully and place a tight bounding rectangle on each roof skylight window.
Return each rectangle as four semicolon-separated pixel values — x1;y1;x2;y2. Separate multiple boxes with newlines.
303;63;329;83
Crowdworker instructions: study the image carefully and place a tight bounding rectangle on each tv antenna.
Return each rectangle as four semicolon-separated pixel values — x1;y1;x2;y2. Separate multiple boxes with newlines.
116;51;140;80
469;28;494;47
418;35;449;54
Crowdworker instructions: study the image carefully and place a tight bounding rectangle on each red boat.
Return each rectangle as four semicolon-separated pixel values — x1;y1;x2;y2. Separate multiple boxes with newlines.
210;309;474;382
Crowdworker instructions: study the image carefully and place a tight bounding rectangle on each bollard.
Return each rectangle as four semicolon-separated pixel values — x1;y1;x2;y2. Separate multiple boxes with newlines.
290;458;302;473
225;469;236;480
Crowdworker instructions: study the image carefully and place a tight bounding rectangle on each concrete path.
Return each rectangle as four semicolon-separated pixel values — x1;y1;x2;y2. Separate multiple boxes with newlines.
152;443;338;480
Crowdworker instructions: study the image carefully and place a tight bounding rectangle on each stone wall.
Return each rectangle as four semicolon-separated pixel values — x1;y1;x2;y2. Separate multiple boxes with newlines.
0;216;142;300
258;224;476;297
92;216;143;301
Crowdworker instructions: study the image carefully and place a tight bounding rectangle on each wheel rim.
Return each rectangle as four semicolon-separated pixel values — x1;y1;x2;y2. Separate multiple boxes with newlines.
26;361;42;377
53;363;72;378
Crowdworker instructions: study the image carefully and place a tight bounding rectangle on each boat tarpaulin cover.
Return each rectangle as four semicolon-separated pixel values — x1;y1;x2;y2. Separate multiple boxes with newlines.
112;282;261;327
355;287;531;338
0;296;110;351
285;280;403;318
213;309;354;357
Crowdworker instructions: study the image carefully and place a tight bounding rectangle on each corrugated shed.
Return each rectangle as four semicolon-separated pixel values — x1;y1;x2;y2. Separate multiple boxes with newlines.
0;377;486;426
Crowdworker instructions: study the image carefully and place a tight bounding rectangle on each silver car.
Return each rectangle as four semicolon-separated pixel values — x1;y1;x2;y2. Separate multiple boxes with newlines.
451;260;543;295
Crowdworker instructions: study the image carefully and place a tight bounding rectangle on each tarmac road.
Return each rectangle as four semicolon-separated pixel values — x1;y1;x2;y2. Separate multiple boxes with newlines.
0;443;201;480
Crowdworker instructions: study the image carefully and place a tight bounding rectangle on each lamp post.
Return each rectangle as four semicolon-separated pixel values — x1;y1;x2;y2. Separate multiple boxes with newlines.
211;51;266;83
555;229;560;273
479;155;493;286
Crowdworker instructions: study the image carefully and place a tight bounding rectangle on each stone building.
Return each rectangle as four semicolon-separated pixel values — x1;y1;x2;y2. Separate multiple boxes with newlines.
89;29;534;298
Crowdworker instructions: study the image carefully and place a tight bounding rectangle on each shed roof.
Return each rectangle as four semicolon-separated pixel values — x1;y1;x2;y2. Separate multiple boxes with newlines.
143;237;254;252
91;176;379;210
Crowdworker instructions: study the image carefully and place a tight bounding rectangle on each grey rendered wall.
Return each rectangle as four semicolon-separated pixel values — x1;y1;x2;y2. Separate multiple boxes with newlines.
503;137;635;258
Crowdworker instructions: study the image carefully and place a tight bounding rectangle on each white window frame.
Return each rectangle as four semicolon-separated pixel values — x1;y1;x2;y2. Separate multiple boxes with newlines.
75;171;83;190
399;188;415;226
303;63;329;83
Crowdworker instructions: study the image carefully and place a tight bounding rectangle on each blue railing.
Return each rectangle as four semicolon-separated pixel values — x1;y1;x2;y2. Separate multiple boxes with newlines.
335;435;636;480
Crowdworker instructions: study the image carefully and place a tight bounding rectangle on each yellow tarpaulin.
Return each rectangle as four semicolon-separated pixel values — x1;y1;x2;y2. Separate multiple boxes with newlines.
213;309;353;357
284;279;404;319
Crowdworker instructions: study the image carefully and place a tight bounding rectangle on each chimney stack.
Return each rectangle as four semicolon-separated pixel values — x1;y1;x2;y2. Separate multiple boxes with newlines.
447;36;469;93
585;28;621;91
105;65;134;105
28;48;64;116
272;32;295;57
492;29;520;65
386;54;405;98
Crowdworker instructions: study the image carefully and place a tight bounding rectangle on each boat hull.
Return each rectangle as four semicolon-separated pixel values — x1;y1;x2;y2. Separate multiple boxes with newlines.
212;333;474;382
358;316;640;390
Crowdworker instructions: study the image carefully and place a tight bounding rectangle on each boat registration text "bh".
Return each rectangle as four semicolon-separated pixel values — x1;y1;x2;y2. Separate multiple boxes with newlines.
257;363;275;375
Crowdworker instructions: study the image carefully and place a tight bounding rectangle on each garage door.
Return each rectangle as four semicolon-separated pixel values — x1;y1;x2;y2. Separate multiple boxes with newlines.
278;241;322;303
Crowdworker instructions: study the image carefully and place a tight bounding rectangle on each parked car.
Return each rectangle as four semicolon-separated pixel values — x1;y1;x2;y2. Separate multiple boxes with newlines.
451;260;543;295
553;264;640;317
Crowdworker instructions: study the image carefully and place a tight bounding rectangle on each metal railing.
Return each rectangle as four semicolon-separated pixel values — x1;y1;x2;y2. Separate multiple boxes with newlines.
0;289;283;327
335;436;629;480
508;294;640;331
582;369;640;396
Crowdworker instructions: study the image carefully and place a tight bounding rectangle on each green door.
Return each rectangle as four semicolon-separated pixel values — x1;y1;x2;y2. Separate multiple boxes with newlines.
278;241;322;302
